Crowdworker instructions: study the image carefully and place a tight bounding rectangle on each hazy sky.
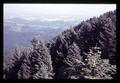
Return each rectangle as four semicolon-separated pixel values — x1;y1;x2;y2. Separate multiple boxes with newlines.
4;4;116;19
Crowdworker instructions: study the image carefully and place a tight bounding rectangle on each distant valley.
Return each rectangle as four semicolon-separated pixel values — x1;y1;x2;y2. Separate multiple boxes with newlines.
4;16;81;55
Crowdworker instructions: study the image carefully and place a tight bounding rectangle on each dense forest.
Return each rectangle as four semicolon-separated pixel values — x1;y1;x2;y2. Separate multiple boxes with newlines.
3;10;116;79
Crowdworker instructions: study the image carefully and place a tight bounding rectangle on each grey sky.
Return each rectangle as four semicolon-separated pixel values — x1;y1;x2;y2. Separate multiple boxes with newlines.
4;4;116;19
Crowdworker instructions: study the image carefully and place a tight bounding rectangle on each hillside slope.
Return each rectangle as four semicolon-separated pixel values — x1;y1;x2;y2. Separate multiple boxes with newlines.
46;10;116;79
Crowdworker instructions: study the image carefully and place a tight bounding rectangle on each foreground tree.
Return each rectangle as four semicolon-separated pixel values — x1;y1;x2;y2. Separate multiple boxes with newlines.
3;37;54;79
17;49;31;79
3;45;24;79
83;46;116;79
29;37;53;79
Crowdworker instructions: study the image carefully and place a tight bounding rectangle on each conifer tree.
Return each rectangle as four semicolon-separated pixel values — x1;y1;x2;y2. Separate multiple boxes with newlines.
29;37;53;79
83;46;116;79
17;49;31;79
4;45;24;79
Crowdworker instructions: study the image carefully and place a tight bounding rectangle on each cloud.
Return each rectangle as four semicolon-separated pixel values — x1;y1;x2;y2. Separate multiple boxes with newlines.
34;34;41;38
10;26;22;32
24;16;80;22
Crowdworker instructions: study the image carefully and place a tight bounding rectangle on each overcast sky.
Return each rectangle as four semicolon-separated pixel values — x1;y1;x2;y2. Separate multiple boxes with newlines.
4;4;116;19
